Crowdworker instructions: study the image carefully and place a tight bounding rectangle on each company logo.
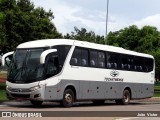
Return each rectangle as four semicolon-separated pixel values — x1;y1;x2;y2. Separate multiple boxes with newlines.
110;71;119;77
18;89;22;92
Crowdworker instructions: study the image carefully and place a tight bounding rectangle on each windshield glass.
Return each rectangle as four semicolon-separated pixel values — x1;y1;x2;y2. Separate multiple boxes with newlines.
8;49;44;83
7;45;71;84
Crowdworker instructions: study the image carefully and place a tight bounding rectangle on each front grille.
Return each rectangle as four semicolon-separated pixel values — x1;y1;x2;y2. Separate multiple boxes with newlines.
8;88;31;92
11;93;30;98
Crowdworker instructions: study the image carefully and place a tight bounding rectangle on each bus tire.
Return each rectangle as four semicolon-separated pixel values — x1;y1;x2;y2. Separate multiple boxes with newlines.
30;100;43;106
116;90;130;105
61;89;74;107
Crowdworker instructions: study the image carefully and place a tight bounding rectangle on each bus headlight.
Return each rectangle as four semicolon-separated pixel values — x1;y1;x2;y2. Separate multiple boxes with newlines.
30;85;40;91
6;86;11;90
6;85;9;89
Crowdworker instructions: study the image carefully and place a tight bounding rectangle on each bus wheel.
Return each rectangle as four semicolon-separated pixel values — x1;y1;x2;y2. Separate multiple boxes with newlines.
116;90;130;105
30;100;43;106
122;90;130;105
61;89;74;107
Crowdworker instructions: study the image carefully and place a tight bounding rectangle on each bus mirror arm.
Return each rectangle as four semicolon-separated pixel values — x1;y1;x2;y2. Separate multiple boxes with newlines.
40;49;57;64
2;51;14;67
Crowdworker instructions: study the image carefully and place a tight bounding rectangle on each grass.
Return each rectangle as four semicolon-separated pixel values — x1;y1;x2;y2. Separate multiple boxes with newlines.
0;82;7;100
0;82;6;90
154;92;160;97
0;89;7;100
154;85;160;97
0;71;6;101
154;86;160;91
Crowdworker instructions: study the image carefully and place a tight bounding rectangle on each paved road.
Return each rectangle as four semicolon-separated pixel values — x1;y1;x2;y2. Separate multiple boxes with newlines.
0;100;160;120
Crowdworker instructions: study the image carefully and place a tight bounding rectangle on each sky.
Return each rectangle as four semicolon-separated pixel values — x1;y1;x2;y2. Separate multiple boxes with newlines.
31;0;160;36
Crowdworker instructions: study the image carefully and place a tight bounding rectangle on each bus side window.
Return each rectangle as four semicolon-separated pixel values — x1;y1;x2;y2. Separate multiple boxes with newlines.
107;53;111;69
121;55;128;70
70;58;78;65
70;47;88;67
128;57;134;71
107;52;119;69
55;45;71;71
135;57;144;72
90;50;97;67
70;48;81;66
98;51;105;68
81;49;88;67
121;55;134;71
144;58;154;72
46;54;59;78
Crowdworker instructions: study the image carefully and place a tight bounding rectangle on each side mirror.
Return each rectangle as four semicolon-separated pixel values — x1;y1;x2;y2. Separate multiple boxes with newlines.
40;49;57;64
2;51;14;67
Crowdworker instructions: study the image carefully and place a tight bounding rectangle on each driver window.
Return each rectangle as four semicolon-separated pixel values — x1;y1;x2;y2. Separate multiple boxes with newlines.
46;53;59;78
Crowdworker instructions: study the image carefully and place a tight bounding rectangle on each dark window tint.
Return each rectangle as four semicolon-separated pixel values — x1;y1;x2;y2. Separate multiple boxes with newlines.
121;55;134;70
45;53;59;78
56;45;71;67
144;58;154;72
128;56;135;71
107;52;119;69
135;56;144;72
70;47;154;72
90;50;98;67
98;51;105;68
52;45;71;71
70;48;81;66
81;49;88;66
70;47;88;67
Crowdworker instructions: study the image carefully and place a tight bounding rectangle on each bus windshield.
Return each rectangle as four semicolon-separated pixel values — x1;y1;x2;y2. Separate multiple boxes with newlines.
7;45;71;84
8;49;45;83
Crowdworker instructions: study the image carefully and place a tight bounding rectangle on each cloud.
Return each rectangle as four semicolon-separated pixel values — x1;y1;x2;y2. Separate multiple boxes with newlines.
50;3;81;34
52;2;131;36
32;0;160;36
50;1;107;35
108;14;160;33
134;14;160;30
31;0;133;35
108;15;131;33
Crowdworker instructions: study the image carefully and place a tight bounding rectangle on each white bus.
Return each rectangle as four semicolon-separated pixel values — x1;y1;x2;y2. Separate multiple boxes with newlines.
2;39;155;107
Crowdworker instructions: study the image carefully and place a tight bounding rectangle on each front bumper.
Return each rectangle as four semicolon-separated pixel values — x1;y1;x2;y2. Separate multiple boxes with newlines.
6;85;45;101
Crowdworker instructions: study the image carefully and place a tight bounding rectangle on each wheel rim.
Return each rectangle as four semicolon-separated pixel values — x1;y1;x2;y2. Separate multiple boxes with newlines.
65;93;72;104
124;93;130;103
124;93;129;103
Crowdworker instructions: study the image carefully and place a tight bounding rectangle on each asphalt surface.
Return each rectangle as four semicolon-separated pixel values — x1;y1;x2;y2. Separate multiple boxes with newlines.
0;98;160;120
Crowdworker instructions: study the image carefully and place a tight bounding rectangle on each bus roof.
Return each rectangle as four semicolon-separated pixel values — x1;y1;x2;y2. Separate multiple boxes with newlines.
17;39;74;48
17;39;153;58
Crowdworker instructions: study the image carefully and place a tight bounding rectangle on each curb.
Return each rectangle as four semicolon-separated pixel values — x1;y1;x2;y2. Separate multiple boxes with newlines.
132;97;160;103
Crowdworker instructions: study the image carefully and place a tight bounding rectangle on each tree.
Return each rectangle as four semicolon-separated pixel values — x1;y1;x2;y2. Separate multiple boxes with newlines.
0;0;62;53
108;25;160;52
135;26;160;53
64;27;105;44
108;25;140;50
107;25;160;81
0;12;6;54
